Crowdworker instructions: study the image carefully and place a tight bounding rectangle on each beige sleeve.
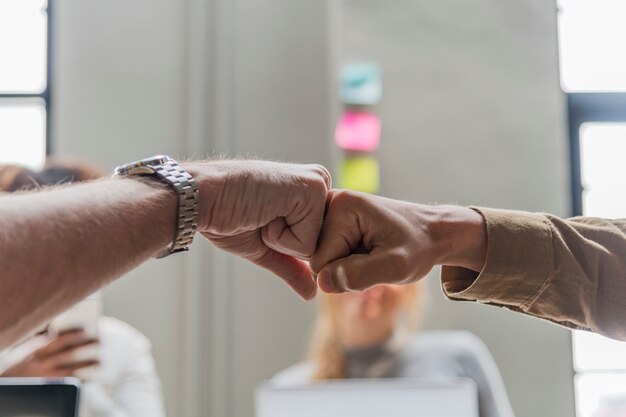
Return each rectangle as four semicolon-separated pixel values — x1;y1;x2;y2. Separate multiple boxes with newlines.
441;207;626;341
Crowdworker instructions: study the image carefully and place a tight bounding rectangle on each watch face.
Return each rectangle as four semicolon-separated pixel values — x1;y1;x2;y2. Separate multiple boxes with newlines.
114;155;169;176
136;155;169;166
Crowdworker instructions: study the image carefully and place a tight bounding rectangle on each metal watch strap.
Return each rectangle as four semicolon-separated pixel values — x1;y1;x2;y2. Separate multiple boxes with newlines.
113;155;199;257
154;159;199;258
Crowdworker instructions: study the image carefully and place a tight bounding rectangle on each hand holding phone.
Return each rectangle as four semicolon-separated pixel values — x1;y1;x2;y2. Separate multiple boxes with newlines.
47;295;102;380
0;329;99;379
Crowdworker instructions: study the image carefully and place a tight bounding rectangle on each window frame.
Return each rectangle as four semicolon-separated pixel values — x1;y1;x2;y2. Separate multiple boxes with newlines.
0;0;53;155
568;92;626;216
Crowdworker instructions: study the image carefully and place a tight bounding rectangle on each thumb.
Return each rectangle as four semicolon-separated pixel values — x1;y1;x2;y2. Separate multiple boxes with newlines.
317;249;409;293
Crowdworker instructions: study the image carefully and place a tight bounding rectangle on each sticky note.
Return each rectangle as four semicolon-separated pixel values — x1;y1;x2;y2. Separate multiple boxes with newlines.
335;111;381;152
338;156;380;194
340;63;382;105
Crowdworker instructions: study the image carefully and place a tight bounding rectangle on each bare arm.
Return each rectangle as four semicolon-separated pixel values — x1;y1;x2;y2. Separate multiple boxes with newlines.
0;179;175;348
0;160;331;349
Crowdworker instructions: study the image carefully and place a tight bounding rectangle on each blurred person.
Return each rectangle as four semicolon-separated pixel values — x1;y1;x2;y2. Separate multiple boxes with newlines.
0;299;166;417
0;161;167;417
273;283;515;417
0;158;102;192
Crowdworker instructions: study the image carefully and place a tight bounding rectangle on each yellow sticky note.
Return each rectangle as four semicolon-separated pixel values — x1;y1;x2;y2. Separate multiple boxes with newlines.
338;156;380;194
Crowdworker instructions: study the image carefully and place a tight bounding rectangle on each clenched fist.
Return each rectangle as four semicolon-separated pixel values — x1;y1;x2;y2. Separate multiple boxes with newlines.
310;190;487;293
188;161;332;300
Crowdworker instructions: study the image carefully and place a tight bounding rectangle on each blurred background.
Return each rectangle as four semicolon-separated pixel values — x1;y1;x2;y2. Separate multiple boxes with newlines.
1;0;626;416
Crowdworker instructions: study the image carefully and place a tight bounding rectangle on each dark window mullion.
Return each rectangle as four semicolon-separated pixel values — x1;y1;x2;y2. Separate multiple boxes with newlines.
568;92;626;216
0;94;46;99
45;0;53;155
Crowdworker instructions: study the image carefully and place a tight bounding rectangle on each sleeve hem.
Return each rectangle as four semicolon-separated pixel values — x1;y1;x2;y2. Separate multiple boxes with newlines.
441;207;555;309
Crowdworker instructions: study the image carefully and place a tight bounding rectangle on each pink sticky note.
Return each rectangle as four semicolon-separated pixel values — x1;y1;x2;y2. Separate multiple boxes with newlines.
334;111;381;152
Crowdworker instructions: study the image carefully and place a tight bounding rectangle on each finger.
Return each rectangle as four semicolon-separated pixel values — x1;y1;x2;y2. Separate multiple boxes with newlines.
42;339;100;366
252;249;318;300
36;330;92;358
202;230;317;300
309;164;332;190
262;217;313;259
39;337;100;360
310;193;363;275
47;341;99;367
266;166;330;258
317;249;414;293
57;359;100;373
57;327;86;336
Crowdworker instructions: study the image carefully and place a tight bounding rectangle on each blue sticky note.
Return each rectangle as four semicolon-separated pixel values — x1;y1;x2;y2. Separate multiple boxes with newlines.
340;63;382;105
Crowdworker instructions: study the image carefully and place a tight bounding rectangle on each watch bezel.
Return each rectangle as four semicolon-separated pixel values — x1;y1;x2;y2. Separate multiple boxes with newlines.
113;155;169;177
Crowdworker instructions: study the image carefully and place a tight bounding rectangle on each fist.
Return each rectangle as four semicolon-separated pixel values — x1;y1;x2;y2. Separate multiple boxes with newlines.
191;160;331;300
310;190;441;293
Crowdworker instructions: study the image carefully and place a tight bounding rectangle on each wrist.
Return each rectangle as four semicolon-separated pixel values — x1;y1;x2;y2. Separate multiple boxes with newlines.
114;155;201;256
181;161;225;231
429;205;487;272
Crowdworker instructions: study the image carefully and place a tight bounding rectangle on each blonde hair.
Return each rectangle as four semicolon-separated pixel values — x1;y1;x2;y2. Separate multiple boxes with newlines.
308;283;423;380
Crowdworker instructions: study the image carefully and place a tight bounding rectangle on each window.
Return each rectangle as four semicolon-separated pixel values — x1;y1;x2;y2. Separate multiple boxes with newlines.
0;0;51;169
559;1;626;417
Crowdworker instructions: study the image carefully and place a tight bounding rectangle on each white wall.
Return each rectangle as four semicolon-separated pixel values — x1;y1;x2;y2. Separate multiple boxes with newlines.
206;1;335;416
52;0;573;416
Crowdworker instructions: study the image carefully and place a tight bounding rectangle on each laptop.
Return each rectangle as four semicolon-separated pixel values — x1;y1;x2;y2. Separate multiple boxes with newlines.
256;378;478;417
0;377;80;417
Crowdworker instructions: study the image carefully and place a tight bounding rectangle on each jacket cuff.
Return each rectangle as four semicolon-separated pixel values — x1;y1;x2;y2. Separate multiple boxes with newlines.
440;207;554;309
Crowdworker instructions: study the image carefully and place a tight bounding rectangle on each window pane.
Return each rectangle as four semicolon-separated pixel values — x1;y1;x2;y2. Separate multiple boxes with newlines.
0;0;47;93
580;123;626;218
576;374;626;417
558;0;626;92
573;331;626;372
0;100;46;169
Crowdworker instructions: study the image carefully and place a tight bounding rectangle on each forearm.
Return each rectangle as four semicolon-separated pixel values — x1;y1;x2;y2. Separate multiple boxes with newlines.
429;205;488;273
0;158;331;347
0;178;175;349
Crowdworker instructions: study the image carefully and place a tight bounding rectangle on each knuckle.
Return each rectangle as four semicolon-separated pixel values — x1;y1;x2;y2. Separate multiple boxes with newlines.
329;189;355;208
331;189;367;208
309;164;331;184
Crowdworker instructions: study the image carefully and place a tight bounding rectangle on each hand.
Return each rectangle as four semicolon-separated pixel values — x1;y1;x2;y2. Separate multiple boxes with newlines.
0;329;99;378
188;161;331;300
310;190;487;293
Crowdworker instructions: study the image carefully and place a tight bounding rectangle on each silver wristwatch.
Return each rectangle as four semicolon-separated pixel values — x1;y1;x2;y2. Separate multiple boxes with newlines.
113;155;199;258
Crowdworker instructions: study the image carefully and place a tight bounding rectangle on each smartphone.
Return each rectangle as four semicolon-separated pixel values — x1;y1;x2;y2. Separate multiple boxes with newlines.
48;295;102;380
